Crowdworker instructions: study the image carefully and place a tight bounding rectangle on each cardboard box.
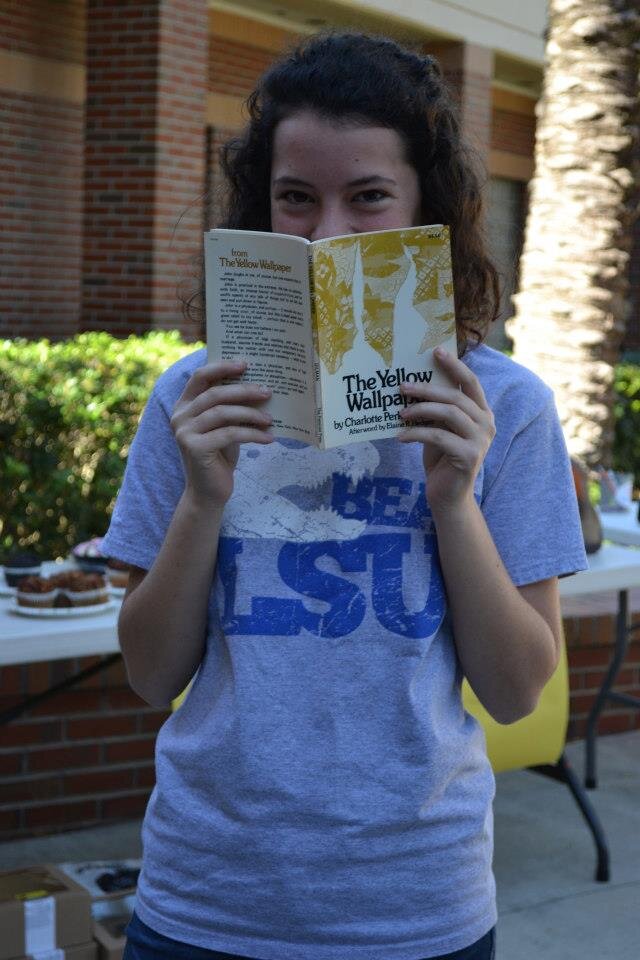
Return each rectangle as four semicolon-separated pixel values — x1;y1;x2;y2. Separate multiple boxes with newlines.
57;862;141;902
0;864;92;960
91;894;136;960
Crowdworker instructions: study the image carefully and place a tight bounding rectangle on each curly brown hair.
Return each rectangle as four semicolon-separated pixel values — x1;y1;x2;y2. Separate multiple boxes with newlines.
188;31;499;349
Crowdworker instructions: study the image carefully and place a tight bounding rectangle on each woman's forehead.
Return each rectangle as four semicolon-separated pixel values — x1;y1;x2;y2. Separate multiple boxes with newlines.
271;112;409;173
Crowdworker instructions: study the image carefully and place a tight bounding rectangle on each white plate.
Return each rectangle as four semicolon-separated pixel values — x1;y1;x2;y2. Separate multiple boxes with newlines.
108;584;127;598
8;599;118;618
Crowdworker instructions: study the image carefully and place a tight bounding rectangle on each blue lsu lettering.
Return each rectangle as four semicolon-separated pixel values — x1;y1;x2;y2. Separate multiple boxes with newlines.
218;532;445;639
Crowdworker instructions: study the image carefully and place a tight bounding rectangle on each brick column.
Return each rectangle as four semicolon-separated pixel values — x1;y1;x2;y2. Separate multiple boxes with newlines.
426;41;494;165
83;0;208;337
0;0;85;340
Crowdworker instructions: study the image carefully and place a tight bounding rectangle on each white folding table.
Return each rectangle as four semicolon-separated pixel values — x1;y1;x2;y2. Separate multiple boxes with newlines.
0;564;122;725
559;542;640;789
599;505;640;547
0;602;120;667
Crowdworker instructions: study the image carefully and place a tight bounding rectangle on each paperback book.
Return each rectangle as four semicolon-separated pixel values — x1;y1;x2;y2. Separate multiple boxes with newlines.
204;223;457;448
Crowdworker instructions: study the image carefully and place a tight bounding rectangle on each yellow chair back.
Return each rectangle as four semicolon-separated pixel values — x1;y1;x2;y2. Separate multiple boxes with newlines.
462;641;569;773
171;684;190;712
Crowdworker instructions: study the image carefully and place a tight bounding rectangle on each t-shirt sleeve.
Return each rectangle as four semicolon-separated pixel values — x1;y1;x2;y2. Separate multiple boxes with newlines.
480;392;587;586
101;386;185;570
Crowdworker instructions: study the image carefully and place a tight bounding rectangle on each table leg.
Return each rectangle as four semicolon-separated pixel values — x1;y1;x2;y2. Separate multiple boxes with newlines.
532;753;610;882
0;653;122;726
585;590;629;788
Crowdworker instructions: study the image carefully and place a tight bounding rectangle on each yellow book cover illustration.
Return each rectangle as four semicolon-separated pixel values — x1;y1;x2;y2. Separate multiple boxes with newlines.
204;225;456;449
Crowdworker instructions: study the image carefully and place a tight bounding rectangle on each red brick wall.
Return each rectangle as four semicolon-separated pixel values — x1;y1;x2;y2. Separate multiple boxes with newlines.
0;655;168;837
209;35;276;97
0;0;85;61
0;94;84;339
81;0;157;337
150;0;208;338
491;106;536;157
460;67;493;161
82;0;208;338
426;42;492;163
565;611;640;740
0;0;85;339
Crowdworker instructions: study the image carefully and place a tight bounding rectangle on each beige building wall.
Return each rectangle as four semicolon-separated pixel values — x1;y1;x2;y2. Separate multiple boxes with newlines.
329;0;546;62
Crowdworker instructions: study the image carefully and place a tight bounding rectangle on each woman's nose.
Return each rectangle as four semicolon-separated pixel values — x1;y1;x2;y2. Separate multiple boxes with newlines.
310;205;352;242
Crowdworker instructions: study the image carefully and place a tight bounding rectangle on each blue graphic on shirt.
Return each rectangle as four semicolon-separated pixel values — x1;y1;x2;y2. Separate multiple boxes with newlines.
330;473;430;528
218;474;444;639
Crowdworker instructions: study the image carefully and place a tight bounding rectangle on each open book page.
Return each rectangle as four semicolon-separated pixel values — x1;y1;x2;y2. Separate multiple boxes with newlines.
205;230;317;444
310;225;457;448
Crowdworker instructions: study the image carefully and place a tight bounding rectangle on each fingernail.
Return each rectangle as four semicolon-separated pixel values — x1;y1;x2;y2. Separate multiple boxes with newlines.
258;385;271;396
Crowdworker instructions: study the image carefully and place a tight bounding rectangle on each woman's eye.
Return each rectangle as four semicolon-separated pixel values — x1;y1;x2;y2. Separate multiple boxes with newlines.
354;189;388;203
281;190;313;204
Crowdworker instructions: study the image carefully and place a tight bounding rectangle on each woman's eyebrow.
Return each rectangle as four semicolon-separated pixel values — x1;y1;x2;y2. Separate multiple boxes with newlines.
272;175;397;188
272;176;314;188
348;176;397;187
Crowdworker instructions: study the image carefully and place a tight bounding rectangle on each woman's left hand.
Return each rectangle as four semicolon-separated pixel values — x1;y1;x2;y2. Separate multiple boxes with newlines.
398;347;495;515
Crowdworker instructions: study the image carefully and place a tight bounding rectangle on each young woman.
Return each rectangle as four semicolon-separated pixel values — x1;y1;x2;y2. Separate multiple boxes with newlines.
105;31;587;960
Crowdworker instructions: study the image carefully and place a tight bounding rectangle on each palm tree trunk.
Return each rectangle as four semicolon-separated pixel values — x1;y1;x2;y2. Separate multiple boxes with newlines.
506;0;640;467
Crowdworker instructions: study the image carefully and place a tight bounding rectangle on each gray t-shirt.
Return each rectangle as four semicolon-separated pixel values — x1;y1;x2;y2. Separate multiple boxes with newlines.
102;343;586;960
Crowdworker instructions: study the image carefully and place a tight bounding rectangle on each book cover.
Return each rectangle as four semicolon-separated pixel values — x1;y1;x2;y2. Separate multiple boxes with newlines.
204;224;456;449
310;224;456;446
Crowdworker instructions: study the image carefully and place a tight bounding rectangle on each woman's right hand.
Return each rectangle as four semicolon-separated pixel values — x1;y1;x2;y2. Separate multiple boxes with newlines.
170;360;273;508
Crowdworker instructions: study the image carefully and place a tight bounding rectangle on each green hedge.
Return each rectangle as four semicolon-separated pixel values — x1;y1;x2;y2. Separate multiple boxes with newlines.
1;333;639;561
0;332;202;561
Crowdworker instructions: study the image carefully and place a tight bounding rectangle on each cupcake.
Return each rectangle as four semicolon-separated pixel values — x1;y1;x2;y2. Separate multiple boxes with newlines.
2;551;42;588
49;571;109;607
106;558;129;589
72;537;107;573
16;575;57;608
